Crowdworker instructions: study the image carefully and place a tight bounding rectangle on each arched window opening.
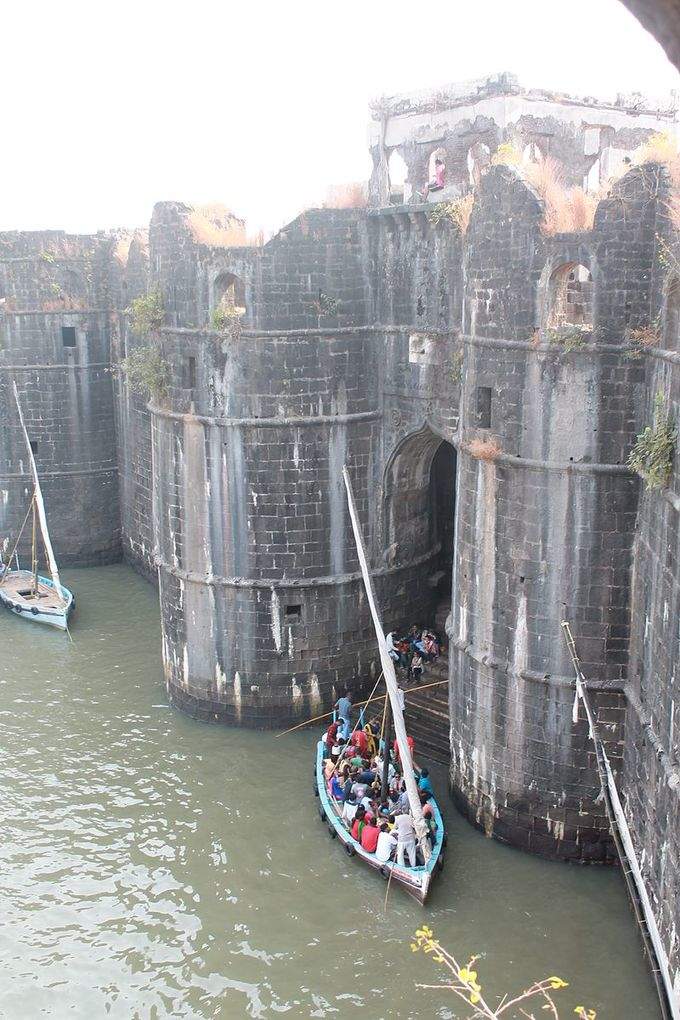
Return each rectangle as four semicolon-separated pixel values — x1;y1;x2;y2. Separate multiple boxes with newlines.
547;262;593;330
428;147;447;183
523;142;542;165
388;150;409;204
467;143;491;189
664;277;680;351
214;272;246;316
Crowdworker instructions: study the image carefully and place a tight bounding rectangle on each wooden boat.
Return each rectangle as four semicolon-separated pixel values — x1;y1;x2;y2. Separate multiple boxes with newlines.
311;465;447;903
0;382;74;632
0;568;74;630
314;739;446;904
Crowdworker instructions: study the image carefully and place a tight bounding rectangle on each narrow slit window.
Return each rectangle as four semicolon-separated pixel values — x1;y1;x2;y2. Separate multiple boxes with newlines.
475;386;492;428
186;356;197;389
61;326;77;347
285;604;302;621
29;440;38;455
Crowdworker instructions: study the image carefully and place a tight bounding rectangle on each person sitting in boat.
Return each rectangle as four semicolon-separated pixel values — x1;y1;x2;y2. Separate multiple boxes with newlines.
375;821;398;863
418;768;434;796
423;802;437;846
324;756;337;782
393;781;409;815
330;773;345;801
351;805;367;842
343;768;358;800
342;793;359;825
360;816;380;854
394;811;417;868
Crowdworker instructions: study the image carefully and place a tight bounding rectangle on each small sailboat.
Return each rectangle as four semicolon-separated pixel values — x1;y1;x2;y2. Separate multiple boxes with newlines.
0;382;74;631
313;466;446;903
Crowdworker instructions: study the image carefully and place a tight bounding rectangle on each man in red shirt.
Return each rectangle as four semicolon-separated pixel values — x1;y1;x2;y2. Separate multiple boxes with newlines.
393;734;416;765
360;817;380;854
351;728;369;757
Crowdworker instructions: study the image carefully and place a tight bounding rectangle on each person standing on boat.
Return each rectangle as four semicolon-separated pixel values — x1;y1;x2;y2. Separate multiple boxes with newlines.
335;692;352;734
394;811;417;868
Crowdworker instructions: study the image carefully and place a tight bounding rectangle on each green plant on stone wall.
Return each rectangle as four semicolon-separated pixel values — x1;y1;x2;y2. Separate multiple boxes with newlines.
120;345;169;402
126;289;165;336
427;195;474;234
546;325;590;352
628;392;676;490
211;304;244;339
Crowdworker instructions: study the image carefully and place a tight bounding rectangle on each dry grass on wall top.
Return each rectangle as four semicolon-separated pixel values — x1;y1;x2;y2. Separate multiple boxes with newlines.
524;157;598;235
323;183;368;209
633;131;680;231
468;436;501;461
187;203;248;247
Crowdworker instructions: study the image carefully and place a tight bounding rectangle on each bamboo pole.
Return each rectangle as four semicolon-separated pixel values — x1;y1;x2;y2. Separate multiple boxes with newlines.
0;496;35;588
275;677;448;737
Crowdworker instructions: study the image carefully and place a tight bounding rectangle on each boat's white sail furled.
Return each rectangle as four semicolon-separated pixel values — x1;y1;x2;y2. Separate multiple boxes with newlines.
12;381;64;602
342;465;431;860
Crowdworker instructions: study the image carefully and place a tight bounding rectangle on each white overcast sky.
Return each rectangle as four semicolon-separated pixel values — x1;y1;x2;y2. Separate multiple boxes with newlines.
2;0;679;237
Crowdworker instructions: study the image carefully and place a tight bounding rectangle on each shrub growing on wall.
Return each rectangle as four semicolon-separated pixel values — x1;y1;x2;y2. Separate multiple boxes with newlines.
211;305;244;339
121;345;169;402
628;392;676;490
126;290;165;335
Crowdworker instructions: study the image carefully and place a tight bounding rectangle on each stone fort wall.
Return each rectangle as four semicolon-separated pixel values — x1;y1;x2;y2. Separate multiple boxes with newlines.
1;133;679;995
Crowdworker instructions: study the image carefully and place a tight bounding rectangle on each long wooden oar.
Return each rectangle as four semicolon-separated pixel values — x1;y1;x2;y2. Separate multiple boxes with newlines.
275;677;448;737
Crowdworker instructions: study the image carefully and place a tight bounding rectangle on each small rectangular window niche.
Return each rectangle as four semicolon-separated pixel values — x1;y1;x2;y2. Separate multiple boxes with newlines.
475;386;492;428
61;326;77;347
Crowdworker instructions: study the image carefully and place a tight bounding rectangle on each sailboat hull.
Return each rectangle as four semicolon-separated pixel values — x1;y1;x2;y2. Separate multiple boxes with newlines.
0;569;74;631
315;740;445;904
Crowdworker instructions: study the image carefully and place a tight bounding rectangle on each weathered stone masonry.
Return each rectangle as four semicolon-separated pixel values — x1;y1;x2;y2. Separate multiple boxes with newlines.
1;76;679;1001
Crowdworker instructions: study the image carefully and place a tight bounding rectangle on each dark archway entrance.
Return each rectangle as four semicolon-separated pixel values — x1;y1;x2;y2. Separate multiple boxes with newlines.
383;427;457;635
382;426;456;764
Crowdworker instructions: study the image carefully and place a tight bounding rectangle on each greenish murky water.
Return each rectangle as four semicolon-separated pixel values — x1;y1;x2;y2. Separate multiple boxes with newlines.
0;565;659;1018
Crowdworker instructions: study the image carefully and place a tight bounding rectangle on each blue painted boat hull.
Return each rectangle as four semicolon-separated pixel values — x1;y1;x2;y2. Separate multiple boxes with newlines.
314;739;445;903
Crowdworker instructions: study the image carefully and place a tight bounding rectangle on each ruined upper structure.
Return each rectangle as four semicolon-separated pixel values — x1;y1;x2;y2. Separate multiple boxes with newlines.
369;71;678;204
1;76;679;1005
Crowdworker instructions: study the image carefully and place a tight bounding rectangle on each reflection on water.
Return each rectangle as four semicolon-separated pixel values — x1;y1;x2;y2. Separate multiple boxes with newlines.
0;564;658;1018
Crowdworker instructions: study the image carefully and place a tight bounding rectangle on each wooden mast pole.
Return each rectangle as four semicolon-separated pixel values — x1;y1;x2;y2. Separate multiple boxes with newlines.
31;499;39;596
381;696;392;801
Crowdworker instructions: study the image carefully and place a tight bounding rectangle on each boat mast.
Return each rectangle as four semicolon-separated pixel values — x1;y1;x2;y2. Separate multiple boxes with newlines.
12;381;64;603
31;498;38;596
342;465;430;860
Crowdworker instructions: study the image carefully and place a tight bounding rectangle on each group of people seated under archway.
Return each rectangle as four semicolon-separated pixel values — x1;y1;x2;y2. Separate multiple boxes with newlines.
322;712;437;868
385;625;441;683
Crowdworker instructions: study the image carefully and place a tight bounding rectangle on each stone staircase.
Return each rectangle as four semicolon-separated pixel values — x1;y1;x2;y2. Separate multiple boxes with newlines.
403;600;451;766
